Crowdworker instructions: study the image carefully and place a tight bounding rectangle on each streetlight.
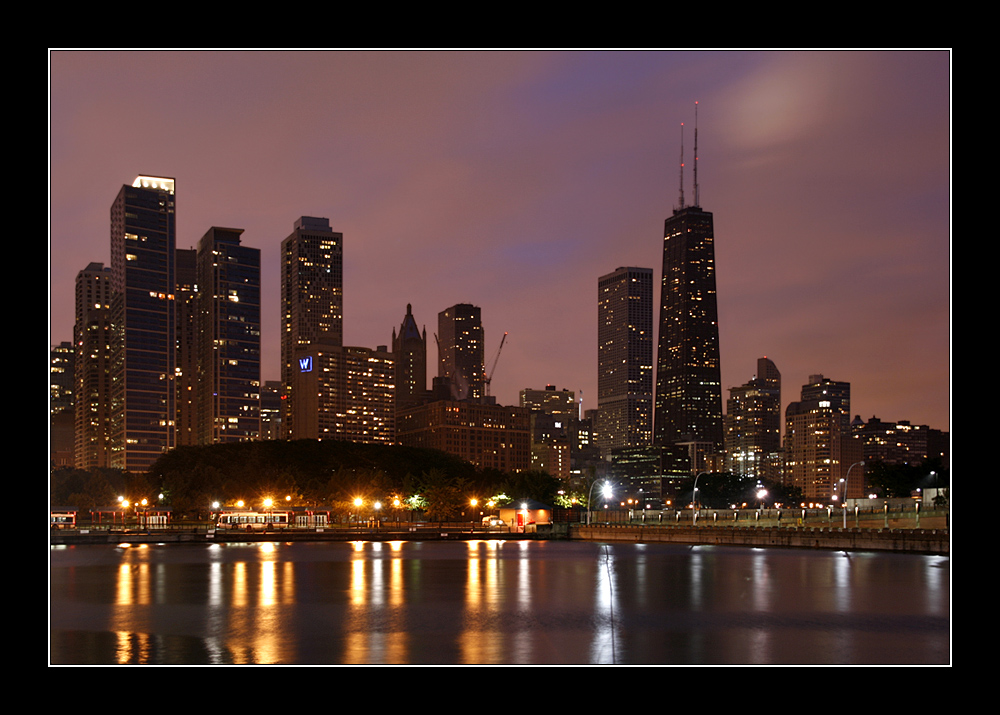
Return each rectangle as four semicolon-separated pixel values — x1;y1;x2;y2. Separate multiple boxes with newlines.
587;480;612;525
756;488;768;508
841;461;865;528
692;472;709;526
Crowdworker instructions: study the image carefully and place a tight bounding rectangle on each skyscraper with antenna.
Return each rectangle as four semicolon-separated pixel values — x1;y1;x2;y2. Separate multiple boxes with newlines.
653;102;723;461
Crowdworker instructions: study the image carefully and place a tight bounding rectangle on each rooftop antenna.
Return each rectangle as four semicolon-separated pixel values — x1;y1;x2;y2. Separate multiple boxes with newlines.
693;101;700;208
677;121;686;210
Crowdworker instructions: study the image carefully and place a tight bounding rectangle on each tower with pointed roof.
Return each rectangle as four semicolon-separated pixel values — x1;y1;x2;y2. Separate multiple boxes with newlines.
392;304;428;414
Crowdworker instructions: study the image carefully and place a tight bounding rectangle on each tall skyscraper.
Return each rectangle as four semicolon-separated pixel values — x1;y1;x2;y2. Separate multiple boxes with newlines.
73;262;113;469
653;119;723;456
392;304;428;414
280;216;343;439
174;248;199;446
437;304;484;402
724;357;781;479
109;175;177;473
784;374;863;501
597;267;654;454
196;227;261;444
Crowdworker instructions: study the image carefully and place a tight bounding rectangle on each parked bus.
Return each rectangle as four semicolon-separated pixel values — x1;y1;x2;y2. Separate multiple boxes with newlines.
215;510;292;531
51;509;77;529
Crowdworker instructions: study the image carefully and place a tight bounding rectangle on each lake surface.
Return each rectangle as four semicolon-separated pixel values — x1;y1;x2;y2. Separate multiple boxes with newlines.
50;539;950;665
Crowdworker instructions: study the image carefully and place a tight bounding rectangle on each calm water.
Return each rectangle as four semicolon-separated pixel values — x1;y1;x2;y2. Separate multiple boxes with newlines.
49;540;950;665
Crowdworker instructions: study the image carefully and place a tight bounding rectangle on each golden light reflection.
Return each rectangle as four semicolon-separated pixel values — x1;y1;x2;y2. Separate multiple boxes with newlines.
459;540;505;664
214;546;296;663
114;630;153;664
340;541;410;663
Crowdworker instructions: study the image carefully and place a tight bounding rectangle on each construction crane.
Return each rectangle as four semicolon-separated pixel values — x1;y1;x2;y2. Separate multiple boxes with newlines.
484;332;507;398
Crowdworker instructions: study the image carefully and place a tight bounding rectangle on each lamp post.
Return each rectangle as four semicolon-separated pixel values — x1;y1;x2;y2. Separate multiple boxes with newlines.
841;461;865;528
587;480;612;526
692;472;709;526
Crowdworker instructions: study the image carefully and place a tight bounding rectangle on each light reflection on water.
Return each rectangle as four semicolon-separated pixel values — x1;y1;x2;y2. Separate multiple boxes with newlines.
50;540;949;665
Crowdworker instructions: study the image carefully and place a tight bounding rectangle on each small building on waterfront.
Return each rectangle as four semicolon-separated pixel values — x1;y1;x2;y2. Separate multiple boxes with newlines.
498;498;552;532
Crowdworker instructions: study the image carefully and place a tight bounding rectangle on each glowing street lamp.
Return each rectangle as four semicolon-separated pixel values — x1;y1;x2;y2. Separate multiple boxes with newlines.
840;461;865;528
692;472;710;526
587;480;613;525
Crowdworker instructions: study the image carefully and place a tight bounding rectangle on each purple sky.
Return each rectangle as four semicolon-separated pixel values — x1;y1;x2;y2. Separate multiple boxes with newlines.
49;50;951;433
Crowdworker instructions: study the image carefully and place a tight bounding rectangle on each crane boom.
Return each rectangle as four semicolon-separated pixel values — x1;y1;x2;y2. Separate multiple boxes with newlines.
484;332;507;398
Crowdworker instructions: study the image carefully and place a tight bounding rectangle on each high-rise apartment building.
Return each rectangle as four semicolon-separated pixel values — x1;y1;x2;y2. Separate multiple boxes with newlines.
653;201;723;454
196;227;261;444
51;341;75;415
291;342;395;444
724;357;782;480
174;248;199;447
109;175;177;473
51;341;76;469
597;267;653;454
784;375;863;502
73;262;113;469
393;304;428;414
280;216;343;439
438;304;484;402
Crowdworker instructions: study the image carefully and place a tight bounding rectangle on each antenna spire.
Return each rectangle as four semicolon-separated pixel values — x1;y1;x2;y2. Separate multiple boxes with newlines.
677;122;685;210
693;101;700;208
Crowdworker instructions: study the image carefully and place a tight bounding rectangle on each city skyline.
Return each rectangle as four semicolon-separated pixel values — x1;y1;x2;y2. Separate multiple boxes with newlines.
49;50;951;434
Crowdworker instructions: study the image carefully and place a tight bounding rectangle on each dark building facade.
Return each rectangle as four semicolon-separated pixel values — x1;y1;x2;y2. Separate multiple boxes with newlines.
109;176;177;473
196;227;261;444
174;248;199;447
653;205;723;454
437;303;484;402
396;400;530;472
280;216;343;439
724;357;782;480
73;262;113;469
597;267;654;455
852;416;949;466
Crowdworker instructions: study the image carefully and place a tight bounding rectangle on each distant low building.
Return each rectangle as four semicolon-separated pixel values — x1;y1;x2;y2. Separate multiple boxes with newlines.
852;415;949;466
396;399;530;472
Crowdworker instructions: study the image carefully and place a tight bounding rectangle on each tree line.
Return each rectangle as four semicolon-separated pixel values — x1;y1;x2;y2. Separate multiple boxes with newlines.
50;439;566;521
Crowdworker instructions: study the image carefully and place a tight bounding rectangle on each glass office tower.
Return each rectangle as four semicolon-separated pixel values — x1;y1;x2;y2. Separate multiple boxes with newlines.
109;176;176;473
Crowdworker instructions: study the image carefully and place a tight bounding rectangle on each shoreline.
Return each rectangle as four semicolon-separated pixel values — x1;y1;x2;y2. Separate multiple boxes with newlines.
50;522;949;555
